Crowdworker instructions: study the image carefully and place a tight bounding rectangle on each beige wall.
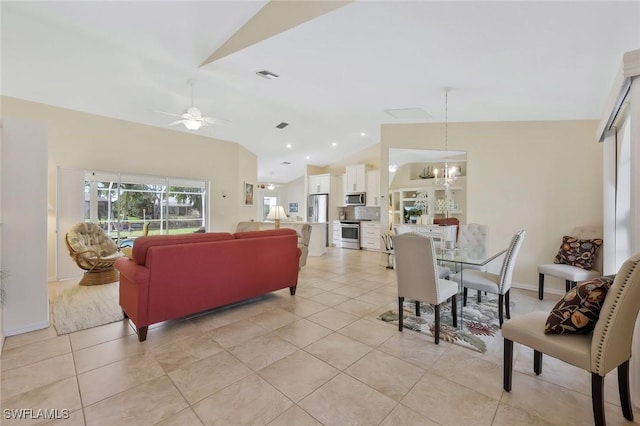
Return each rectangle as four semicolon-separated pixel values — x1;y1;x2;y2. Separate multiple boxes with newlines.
381;120;603;294
2;96;258;280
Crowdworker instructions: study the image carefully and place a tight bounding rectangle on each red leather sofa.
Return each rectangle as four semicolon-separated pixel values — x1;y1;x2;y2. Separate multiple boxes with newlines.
114;228;301;341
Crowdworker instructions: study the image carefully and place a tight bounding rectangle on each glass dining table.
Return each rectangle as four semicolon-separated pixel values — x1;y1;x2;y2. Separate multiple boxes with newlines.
435;246;506;329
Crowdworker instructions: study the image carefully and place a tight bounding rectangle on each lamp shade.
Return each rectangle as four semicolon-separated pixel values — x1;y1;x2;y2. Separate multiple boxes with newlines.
267;205;287;220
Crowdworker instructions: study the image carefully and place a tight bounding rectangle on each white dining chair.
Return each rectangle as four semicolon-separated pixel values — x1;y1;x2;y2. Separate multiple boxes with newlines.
392;232;458;344
450;230;526;327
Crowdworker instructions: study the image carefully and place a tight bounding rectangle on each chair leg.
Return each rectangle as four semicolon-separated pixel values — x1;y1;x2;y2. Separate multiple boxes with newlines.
618;360;634;421
504;338;513;391
592;372;605;426
415;300;420;317
498;295;504;327
477;290;482;303
434;304;440;344
565;280;577;292
463;287;468;306
538;273;544;300
398;297;404;331
451;295;458;328
505;290;511;319
534;350;542;375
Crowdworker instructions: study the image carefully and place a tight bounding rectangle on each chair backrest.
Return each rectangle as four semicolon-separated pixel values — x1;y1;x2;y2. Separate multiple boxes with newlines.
569;225;603;273
393;224;414;235
591;252;640;375
457;223;488;259
392;232;440;304
65;222;119;257
498;230;526;293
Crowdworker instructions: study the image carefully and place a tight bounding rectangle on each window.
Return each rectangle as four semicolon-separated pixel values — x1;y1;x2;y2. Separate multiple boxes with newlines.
84;171;207;238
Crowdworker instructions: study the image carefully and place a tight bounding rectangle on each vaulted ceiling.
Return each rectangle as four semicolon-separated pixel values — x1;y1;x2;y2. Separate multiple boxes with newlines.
2;1;639;183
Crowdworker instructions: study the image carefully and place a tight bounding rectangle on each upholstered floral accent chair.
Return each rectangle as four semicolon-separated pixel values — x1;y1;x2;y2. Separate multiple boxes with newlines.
65;222;125;285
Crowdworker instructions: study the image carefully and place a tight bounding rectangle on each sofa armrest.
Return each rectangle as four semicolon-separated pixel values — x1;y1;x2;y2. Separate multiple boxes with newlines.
115;257;150;285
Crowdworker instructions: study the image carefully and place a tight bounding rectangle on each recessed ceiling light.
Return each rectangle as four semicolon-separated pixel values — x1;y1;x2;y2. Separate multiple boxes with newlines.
360;132;366;137
276;122;289;129
331;142;337;147
286;143;292;148
305;156;310;160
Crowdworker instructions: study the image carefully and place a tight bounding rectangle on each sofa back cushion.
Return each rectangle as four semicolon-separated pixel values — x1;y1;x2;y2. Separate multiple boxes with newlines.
132;232;235;265
233;228;298;241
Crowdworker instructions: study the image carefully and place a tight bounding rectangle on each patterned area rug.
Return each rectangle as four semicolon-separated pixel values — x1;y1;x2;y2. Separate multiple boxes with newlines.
378;297;511;353
49;280;124;335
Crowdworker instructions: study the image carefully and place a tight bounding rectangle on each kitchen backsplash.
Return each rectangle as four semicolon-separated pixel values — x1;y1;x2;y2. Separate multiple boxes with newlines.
341;206;380;221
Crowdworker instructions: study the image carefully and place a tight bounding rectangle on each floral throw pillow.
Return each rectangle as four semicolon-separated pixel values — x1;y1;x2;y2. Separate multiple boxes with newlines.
553;236;603;270
544;275;615;335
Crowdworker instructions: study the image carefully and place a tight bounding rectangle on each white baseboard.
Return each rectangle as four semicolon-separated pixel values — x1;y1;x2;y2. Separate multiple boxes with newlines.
511;282;564;298
4;320;50;337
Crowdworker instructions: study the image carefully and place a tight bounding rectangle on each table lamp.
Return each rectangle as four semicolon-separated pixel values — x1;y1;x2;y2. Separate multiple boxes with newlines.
267;205;288;228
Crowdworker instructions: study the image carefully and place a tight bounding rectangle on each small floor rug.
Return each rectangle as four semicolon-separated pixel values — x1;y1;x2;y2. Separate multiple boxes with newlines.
378;297;511;353
49;280;124;335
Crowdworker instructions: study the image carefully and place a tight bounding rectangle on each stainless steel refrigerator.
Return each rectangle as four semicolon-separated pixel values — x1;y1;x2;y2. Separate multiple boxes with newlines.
308;193;329;223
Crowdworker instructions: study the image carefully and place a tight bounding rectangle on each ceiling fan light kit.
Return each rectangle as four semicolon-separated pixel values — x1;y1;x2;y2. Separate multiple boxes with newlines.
159;80;221;131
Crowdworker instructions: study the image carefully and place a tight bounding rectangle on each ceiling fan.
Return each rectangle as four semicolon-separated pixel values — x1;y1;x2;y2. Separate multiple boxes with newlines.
156;79;226;131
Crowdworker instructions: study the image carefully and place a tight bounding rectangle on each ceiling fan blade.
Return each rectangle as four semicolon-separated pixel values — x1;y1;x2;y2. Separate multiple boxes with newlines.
205;116;231;125
154;110;183;118
168;120;185;126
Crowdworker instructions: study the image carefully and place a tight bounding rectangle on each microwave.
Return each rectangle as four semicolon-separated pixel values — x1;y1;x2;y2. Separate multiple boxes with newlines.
345;192;366;206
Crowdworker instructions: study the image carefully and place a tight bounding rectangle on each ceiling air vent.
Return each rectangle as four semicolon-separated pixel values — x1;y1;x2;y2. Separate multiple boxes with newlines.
256;70;279;79
276;122;289;129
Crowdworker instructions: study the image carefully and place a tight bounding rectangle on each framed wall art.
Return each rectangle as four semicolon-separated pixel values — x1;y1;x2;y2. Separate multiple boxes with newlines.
244;182;254;206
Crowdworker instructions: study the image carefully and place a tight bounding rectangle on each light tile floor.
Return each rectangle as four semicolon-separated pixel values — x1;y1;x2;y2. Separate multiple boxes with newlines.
1;247;638;425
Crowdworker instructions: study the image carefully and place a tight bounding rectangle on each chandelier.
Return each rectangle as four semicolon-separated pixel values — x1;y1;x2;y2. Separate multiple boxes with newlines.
433;88;457;191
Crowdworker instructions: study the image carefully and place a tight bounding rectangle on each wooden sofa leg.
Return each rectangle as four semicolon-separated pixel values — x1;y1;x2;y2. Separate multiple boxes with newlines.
289;286;297;295
137;326;148;342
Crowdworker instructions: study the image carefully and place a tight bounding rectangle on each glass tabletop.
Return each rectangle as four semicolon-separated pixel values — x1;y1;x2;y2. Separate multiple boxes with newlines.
435;247;506;267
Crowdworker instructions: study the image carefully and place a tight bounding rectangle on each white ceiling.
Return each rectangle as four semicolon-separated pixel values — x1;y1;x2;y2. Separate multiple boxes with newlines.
2;1;639;184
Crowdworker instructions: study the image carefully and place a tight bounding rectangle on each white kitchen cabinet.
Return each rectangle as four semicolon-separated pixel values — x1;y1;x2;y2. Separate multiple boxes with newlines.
309;173;330;194
360;221;381;251
366;169;380;206
332;220;341;246
393;224;457;243
345;164;366;193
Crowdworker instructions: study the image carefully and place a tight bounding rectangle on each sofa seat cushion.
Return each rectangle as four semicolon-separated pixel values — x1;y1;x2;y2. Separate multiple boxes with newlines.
132;232;235;265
